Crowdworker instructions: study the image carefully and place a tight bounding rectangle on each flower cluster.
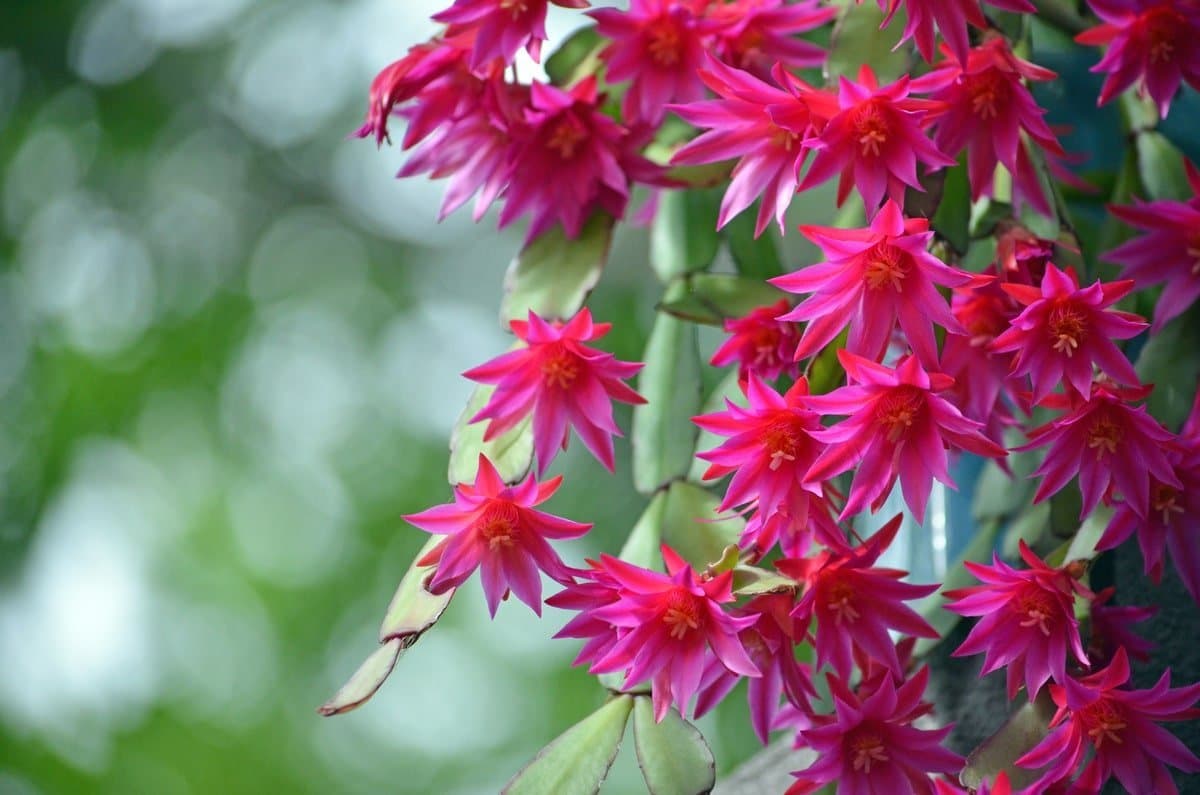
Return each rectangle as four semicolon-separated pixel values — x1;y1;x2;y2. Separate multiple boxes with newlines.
356;0;1200;793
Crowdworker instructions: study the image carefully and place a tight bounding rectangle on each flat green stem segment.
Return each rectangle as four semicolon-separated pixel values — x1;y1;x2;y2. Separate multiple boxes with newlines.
632;312;702;494
448;380;534;486
379;536;456;642
503;695;634;795
317;637;405;717
501;213;614;324
632;697;716;795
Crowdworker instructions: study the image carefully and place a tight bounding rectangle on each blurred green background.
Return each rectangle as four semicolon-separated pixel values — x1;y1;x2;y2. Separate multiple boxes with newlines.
0;1;769;792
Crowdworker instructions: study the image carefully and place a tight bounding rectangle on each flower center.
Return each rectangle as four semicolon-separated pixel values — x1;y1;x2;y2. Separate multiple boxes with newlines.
762;415;806;471
546;117;588;160
967;70;1009;120
863;243;910;292
476;501;520;550
1047;301;1088;356
1151;480;1186;525
540;345;581;389
1086;414;1124;460
750;326;784;367
848;731;889;773
1080;699;1128;749
824;578;861;625
1143;6;1184;63
662;588;704;640
499;0;529;18
647;20;683;67
875;386;925;443
1014;586;1057;636
770;127;801;152
853;101;890;158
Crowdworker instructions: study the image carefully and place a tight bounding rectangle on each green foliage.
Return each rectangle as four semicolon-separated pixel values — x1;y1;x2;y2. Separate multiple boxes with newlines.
503;696;634;795
632;313;703;494
502;214;614;324
650;189;723;282
448;382;535;485
631;698;716;795
659;274;785;326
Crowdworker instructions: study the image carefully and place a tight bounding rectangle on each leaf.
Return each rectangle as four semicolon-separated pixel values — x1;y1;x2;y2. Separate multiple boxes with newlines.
379;536;457;642
650;189;722;282
971;438;1039;522
620;492;668;571
661;480;744;571
659;274;786;327
1135;308;1200;431
318;637;406;717
632;312;703;494
632;697;716;795
503;695;634;795
961;691;1057;791
1136;131;1191;201
501;213;614;324
724;208;783;278
689;369;743;483
1000;501;1051;560
448;381;534;486
931;158;971;255
1054;504;1114;567
545;25;603;87
825;0;909;83
913;517;1003;656
733;567;800;597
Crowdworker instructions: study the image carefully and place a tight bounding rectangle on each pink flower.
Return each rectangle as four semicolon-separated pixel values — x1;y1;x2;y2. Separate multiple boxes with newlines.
788;667;963;795
433;0;590;69
914;38;1066;216
1097;452;1200;604
694;592;816;744
703;0;836;78
670;57;838;235
568;547;761;721
404;454;591;616
1104;160;1200;331
464;308;646;474
1020;382;1180;519
1076;0;1200;118
944;540;1092;700
797;66;955;217
934;772;1015;795
881;0;1035;66
709;299;802;383
738;502;843;561
590;0;712;126
990;265;1147;405
1017;648;1200;794
1087;587;1156;665
500;77;662;241
771;200;979;368
780;515;940;680
354;33;477;146
803;351;1007;523
694;376;839;556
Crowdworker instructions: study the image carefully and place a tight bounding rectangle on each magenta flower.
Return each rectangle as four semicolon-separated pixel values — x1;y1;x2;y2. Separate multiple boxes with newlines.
354;34;475;146
590;0;712;126
789;667;963;795
1104;161;1200;331
771;200;979;367
570;547;761;721
404;454;591;616
990;265;1147;404
694;377;829;547
934;771;1014;795
780;515;940;680
703;0;836;78
465;308;646;474
797;66;955;217
1087;587;1156;665
500;77;662;241
1020;382;1180;519
1076;0;1200;118
694;592;816;744
881;0;1035;66
803;351;1007;522
670;57;838;235
738;500;844;560
914;37;1067;216
1097;452;1200;604
1017;648;1200;794
433;0;590;69
709;299;802;383
944;541;1092;700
